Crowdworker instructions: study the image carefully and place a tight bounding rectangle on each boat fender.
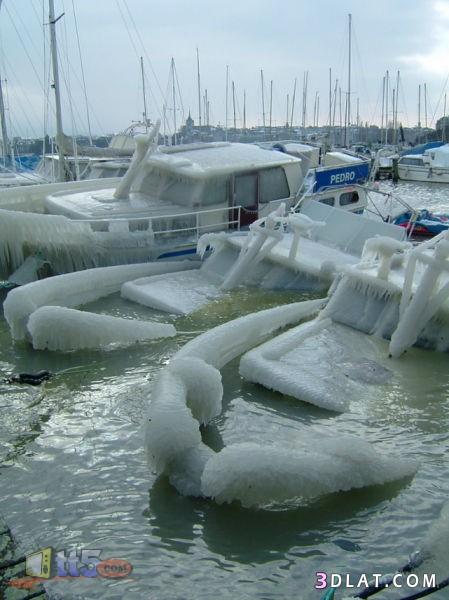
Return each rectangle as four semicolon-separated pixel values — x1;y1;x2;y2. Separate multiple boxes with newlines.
5;370;52;386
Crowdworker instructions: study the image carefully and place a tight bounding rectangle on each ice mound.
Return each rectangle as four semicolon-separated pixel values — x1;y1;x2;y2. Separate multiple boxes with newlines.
240;318;394;412
27;306;176;351
201;440;417;508
145;300;417;509
146;357;223;474
4;260;191;340
121;268;221;315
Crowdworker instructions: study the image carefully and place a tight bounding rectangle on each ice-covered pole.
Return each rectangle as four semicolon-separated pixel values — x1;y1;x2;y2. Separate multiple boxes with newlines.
390;240;449;357
113;119;161;200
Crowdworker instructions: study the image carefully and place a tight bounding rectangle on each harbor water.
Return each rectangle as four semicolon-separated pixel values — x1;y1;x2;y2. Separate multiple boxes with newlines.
1;181;449;599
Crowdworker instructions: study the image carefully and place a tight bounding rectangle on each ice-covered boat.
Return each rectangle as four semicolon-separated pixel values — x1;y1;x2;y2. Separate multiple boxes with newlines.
0;123;306;281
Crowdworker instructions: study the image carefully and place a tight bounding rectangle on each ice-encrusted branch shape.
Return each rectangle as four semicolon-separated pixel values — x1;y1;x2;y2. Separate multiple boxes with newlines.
113;120;161;200
146;300;417;508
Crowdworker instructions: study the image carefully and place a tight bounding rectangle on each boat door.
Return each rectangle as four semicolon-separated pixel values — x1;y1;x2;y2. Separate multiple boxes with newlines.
232;172;259;227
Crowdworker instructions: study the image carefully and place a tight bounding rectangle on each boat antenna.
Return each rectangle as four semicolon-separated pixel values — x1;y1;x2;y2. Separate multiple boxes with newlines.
48;0;66;182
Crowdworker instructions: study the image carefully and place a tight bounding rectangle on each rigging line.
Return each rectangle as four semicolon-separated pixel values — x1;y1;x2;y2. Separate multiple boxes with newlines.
60;0;80;177
7;0;43;60
71;0;92;144
173;59;185;122
121;0;166;103
398;76;409;128
3;3;44;91
57;50;89;137
114;0;164;120
352;26;372;120
53;36;104;134
428;72;449;128
1;51;45;128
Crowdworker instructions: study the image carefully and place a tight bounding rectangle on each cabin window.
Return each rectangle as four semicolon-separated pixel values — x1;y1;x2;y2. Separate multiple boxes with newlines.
339;191;359;206
139;170;228;207
318;197;335;206
234;173;258;208
259;167;290;203
400;157;424;166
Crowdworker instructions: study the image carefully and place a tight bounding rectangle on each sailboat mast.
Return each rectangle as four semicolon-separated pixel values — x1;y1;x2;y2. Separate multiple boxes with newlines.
346;13;352;147
443;92;447;143
140;56;148;131
171;58;177;145
0;1;10;168
225;65;229;141
49;0;65;182
385;70;389;144
196;47;201;127
290;77;297;128
269;79;273;139
232;81;236;130
261;69;266;137
243;89;246;130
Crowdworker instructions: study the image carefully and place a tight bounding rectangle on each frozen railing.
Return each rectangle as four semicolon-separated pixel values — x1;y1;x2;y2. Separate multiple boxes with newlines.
75;205;242;241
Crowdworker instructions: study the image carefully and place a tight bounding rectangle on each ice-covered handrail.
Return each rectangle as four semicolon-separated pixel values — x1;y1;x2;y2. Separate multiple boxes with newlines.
146;300;417;508
390;239;449;357
359;236;411;281
113;119;161;200
220;203;287;290
4;260;192;341
287;212;325;261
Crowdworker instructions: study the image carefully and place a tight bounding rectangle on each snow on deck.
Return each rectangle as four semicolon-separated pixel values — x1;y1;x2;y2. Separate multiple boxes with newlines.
121;269;223;315
44;188;186;220
227;232;359;279
240;319;396;412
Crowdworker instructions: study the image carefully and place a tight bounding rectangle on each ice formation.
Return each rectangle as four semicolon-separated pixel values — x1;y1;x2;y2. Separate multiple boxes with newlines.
146;301;417;508
240;317;397;412
390;239;449;357
27;306;175;351
4;260;191;340
121;268;220;315
0;208;98;279
201;439;416;508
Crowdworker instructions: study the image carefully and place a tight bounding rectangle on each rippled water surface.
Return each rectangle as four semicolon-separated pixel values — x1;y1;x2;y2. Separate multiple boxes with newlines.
2;181;449;599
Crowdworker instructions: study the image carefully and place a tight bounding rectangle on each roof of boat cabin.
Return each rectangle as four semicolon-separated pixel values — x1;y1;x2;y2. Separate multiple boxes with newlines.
145;142;301;178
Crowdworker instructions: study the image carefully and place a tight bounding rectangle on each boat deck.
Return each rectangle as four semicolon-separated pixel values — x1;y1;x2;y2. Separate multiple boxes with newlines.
45;188;188;220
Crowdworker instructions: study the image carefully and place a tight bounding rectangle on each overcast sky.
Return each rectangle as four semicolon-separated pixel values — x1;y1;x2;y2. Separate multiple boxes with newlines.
1;0;449;138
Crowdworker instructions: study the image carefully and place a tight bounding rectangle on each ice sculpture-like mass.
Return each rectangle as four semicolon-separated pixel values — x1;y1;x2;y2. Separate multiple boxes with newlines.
27;306;176;351
146;301;417;508
239;318;394;412
121;269;221;315
4;261;193;340
201;439;416;508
